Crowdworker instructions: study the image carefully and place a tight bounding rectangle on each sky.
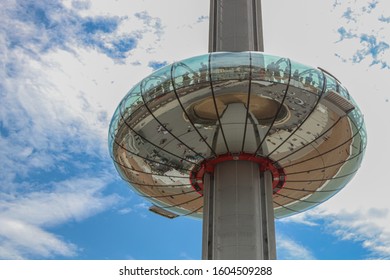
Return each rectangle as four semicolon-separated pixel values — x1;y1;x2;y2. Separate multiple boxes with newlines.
0;0;389;260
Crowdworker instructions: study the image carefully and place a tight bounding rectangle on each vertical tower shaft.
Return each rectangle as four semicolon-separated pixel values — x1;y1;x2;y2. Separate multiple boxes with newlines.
203;0;276;260
202;161;276;259
209;0;264;52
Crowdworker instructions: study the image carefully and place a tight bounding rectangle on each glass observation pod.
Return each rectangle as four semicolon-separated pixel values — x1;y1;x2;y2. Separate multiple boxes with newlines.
109;52;367;219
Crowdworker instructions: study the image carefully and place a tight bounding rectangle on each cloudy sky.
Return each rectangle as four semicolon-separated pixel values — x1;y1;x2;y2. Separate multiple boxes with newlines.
0;0;389;260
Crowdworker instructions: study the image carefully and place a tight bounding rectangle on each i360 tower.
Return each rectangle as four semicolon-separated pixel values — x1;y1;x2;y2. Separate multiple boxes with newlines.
109;0;367;260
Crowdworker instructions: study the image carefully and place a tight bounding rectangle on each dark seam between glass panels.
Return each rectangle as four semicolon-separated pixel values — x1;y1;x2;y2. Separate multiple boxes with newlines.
155;195;203;209
284;148;365;176
111;157;188;178
275;192;320;204
181;205;203;217
139;190;199;199
208;53;230;154
119;103;201;167
254;58;292;155
276;116;343;162
273;200;302;215
241;52;253;152
266;71;326;158
283;120;365;168
171;62;217;157
139;69;206;160
285;169;358;183
111;134;192;172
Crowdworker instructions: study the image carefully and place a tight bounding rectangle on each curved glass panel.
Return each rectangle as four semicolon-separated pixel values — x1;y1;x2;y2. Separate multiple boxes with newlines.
121;83;144;126
210;52;251;82
172;55;217;158
274;207;296;218
209;52;251;153
324;72;350;100
173;54;209;91
111;142;202;219
263;84;320;159
262;54;290;84
142;66;172;103
108;104;122;157
338;84;350;100
290;60;324;95
348;103;365;131
109;51;367;219
324;72;338;94
121;83;142;113
249;53;290;154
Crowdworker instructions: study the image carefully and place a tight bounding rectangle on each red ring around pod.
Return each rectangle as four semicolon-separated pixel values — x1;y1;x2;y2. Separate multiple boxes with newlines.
190;153;286;196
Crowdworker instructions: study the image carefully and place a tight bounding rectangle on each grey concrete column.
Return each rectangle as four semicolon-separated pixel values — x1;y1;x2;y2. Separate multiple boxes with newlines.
209;0;264;52
202;160;276;260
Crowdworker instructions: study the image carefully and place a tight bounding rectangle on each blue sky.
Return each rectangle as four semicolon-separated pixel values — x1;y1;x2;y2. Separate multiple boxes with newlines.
0;0;389;260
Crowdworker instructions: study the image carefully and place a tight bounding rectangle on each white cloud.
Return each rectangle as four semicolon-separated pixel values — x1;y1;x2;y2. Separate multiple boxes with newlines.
78;0;390;260
0;0;128;258
0;175;119;259
0;49;109;187
282;204;390;259
276;234;315;260
101;0;209;60
322;208;390;259
1;0;390;260
118;208;133;215
179;251;196;260
331;0;390;67
3;177;117;225
0;218;77;259
265;0;390;259
279;212;319;227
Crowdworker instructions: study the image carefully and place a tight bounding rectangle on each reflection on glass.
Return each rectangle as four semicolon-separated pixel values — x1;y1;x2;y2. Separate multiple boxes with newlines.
142;66;172;103
173;54;209;91
324;72;338;94
290;60;324;95
210;52;250;82
108;51;367;219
